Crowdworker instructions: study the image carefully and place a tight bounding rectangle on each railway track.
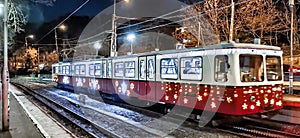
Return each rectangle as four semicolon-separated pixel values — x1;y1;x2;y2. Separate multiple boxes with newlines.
215;116;300;138
21;79;300;138
11;82;172;138
12;82;121;138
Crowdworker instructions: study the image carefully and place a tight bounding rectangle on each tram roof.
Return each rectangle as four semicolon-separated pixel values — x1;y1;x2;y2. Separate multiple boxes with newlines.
111;42;281;59
61;42;281;62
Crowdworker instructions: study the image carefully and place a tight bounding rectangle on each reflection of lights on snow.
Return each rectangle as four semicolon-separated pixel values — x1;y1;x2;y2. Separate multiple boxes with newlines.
121;82;127;94
63;76;69;84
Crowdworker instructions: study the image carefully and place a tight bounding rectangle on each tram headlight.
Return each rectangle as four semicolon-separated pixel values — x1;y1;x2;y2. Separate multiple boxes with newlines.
250;95;256;102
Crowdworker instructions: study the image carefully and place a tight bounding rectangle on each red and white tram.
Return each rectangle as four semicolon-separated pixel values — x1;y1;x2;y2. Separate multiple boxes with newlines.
52;43;284;115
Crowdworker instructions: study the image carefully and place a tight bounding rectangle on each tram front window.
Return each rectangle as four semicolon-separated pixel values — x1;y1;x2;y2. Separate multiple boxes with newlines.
240;55;264;82
266;56;282;81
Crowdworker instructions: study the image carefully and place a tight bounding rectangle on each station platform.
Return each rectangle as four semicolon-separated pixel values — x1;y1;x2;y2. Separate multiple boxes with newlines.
0;91;43;138
0;84;73;138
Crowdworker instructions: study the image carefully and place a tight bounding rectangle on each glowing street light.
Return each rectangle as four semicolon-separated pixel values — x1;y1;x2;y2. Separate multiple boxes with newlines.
54;24;67;61
94;41;102;56
111;0;130;57
127;33;136;54
25;34;34;49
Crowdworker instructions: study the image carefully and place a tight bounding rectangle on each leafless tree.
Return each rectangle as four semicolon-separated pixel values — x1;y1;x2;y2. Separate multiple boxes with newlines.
176;0;291;47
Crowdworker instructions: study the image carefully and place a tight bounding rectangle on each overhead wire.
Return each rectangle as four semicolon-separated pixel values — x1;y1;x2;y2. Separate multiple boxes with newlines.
75;0;251;49
77;1;205;44
36;0;90;43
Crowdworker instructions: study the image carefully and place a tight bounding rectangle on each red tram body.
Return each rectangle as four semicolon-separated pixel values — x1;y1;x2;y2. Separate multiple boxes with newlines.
52;43;284;115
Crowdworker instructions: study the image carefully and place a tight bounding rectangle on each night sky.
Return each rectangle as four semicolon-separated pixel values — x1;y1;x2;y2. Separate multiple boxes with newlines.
27;0;112;23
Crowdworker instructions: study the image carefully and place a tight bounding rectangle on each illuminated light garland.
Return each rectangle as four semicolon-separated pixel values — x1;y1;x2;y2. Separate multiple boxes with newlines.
226;97;232;103
165;95;169;101
256;100;261;106
197;95;202;101
242;103;248;110
211;102;216;108
184;98;188;104
174;94;178;99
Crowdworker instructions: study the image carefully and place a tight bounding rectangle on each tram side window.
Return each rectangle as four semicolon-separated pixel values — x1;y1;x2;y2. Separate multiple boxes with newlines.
125;61;135;78
148;59;155;79
140;60;146;79
181;57;203;80
103;62;107;78
65;65;70;75
114;62;124;77
107;61;112;78
58;66;62;74
240;55;264;82
62;66;66;74
89;64;94;76
95;63;102;77
266;56;282;81
52;66;56;74
161;58;178;79
80;65;86;75
75;65;80;75
215;55;229;82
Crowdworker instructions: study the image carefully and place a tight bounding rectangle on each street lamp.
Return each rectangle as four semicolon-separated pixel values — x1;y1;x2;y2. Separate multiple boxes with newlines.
127;33;136;54
94;41;102;57
111;0;130;57
54;24;67;61
25;34;34;49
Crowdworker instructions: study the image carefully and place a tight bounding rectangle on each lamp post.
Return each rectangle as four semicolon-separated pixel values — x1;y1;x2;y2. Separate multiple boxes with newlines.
127;33;136;54
111;0;130;57
2;0;9;131
289;0;294;95
54;24;66;61
25;34;34;49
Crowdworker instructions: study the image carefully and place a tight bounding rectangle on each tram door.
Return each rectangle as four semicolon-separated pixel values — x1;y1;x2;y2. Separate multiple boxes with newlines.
138;56;156;101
